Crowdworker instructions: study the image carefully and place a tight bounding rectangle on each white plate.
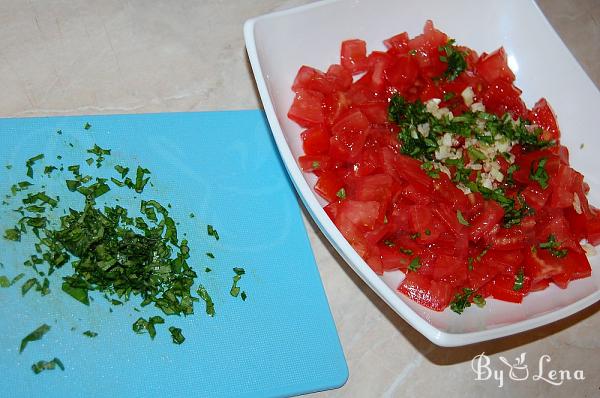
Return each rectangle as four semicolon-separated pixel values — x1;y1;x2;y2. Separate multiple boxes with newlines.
244;0;600;346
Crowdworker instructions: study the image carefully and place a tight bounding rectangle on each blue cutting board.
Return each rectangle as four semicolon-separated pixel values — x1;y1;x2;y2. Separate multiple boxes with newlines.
0;110;347;398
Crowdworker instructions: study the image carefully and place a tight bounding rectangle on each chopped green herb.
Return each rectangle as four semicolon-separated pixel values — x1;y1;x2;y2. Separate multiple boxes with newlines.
61;283;90;306
206;252;214;258
472;294;486;308
44;166;57;175
189;213;195;218
0;276;9;287
539;234;568;258
424;228;431;236
84;122;92;130
450;288;475;314
168;326;185;345
132;316;164;340
456;210;470;226
21;278;38;296
467;146;486;161
4;228;21;241
114;165;129;179
438;39;468;81
241;291;247;301
383;239;395;247
20;324;51;353
31;358;64;374
336;187;347;199
207;224;219;240
311;160;321;169
399;248;413;255
134;166;151;193
197;285;215;317
83;330;98;338
513;268;525;291
530;157;549;189
230;268;245;297
407;257;421;272
443;92;455;101
25;154;45;179
205;267;212;272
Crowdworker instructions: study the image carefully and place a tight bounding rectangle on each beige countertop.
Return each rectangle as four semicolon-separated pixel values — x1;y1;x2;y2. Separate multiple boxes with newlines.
1;0;598;397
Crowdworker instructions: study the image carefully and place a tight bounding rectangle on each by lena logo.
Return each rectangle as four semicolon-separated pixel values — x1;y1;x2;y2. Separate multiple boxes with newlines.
471;352;585;388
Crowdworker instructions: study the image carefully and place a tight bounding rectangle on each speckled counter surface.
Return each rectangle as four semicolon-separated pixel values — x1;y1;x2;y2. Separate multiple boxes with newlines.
1;1;598;396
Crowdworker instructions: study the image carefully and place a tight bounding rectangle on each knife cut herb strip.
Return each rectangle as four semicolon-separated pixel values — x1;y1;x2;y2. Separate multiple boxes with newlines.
32;357;64;374
230;267;245;298
197;285;215;317
132;316;165;340
25;154;44;179
20;324;51;353
168;326;185;345
83;330;98;338
207;224;219;240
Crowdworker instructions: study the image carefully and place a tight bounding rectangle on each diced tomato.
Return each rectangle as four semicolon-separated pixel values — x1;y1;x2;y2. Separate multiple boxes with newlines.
469;200;504;242
481;79;527;118
315;171;345;202
357;102;389;124
398;272;454;311
329;109;370;161
298;154;329;172
408;205;442;244
384;32;409;55
301;126;330;155
408;20;448;79
287;89;325;127
323;91;350;125
341;39;368;74
292;65;337;94
475;47;515;83
326;64;353;91
490;273;530;303
386;55;419;93
529;98;560;141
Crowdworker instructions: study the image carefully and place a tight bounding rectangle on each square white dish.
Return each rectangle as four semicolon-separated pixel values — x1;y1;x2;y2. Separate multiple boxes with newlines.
244;0;600;346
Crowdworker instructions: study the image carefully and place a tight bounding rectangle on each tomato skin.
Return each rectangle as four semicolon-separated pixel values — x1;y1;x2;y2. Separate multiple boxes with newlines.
288;89;325;127
341;39;368;74
397;272;454;311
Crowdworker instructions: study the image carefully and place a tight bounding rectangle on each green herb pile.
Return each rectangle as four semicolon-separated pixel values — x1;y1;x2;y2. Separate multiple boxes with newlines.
388;94;552;228
1;127;249;373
